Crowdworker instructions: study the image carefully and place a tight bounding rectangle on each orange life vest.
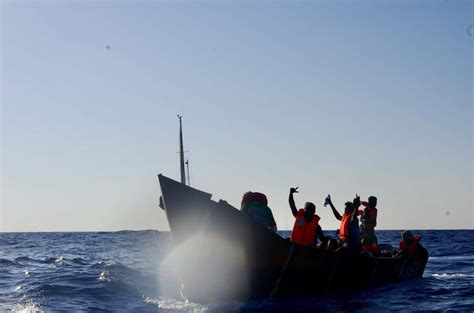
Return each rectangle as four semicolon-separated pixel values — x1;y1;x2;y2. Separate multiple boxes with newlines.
290;209;320;246
362;207;377;227
361;243;378;254
339;211;363;241
399;236;421;254
339;213;352;241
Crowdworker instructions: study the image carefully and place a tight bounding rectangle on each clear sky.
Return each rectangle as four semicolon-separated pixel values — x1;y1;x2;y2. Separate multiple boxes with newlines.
1;1;472;232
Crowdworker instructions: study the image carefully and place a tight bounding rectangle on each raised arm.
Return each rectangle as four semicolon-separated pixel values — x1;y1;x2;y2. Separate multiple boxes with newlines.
351;195;361;222
327;196;342;221
289;187;299;218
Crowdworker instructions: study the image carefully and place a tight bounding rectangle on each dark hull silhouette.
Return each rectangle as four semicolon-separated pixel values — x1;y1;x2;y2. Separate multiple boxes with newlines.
158;174;428;302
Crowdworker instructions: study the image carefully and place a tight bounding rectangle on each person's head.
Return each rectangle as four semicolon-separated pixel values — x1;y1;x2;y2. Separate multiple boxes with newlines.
241;191;268;209
241;191;253;209
304;202;316;217
402;230;414;244
344;201;354;214
368;196;377;207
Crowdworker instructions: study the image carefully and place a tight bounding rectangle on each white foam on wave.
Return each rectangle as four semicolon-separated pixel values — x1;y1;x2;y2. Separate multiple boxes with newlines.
11;300;43;313
201;301;244;313
97;260;119;267
55;256;67;265
144;297;204;312
429;255;474;261
144;297;244;313
432;273;473;279
98;271;111;282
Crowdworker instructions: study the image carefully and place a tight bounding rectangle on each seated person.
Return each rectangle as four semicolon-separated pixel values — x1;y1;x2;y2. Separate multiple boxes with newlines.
399;230;422;255
288;187;325;246
241;191;277;232
360;235;379;256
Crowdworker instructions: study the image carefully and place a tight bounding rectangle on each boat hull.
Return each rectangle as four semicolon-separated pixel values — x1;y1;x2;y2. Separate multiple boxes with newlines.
158;174;428;302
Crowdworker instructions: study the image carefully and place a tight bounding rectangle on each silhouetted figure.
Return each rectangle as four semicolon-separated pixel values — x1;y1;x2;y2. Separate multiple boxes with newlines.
398;230;423;255
327;195;362;252
241;191;277;232
360;236;379;256
360;196;378;245
288;187;325;246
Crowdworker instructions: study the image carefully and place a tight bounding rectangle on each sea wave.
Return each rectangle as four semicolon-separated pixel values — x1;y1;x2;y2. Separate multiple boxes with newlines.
0;258;18;266
11;300;43;313
33;284;78;295
429;255;474;261
11;256;91;267
432;273;473;279
1;230;473;312
14;256;36;263
144;297;206;312
95;259;122;267
98;271;112;282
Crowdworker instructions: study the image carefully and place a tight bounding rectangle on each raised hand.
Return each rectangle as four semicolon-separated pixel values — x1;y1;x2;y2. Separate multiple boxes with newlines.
324;194;332;207
290;187;299;194
353;194;361;206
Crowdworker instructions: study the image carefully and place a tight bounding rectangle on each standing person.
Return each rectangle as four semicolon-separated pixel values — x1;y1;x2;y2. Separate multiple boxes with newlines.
288;187;325;246
360;196;378;245
326;195;362;252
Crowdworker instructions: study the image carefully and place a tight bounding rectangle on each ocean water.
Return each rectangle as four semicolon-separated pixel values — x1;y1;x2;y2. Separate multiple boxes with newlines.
1;230;473;312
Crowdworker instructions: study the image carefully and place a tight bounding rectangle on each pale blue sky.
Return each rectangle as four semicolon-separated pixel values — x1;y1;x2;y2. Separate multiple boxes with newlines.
1;1;472;231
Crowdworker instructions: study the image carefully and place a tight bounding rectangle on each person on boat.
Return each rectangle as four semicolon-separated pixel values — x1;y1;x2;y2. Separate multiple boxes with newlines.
360;236;378;256
241;191;277;232
399;230;422;255
288;187;325;246
326;195;362;252
360;196;378;245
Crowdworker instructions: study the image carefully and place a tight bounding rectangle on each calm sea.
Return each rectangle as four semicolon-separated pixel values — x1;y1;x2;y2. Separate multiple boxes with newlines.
1;230;473;312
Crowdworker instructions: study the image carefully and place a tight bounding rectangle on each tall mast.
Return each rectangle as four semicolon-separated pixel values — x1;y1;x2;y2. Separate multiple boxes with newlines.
178;115;186;185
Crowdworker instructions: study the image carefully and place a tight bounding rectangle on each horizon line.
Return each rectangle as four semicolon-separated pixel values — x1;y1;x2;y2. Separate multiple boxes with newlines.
1;228;473;233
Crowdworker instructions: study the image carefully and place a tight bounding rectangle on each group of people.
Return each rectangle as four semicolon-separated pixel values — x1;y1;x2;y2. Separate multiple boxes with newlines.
288;187;379;254
240;188;422;256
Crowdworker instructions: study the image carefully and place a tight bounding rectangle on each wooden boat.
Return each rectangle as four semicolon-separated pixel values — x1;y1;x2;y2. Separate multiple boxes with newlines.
158;174;429;303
